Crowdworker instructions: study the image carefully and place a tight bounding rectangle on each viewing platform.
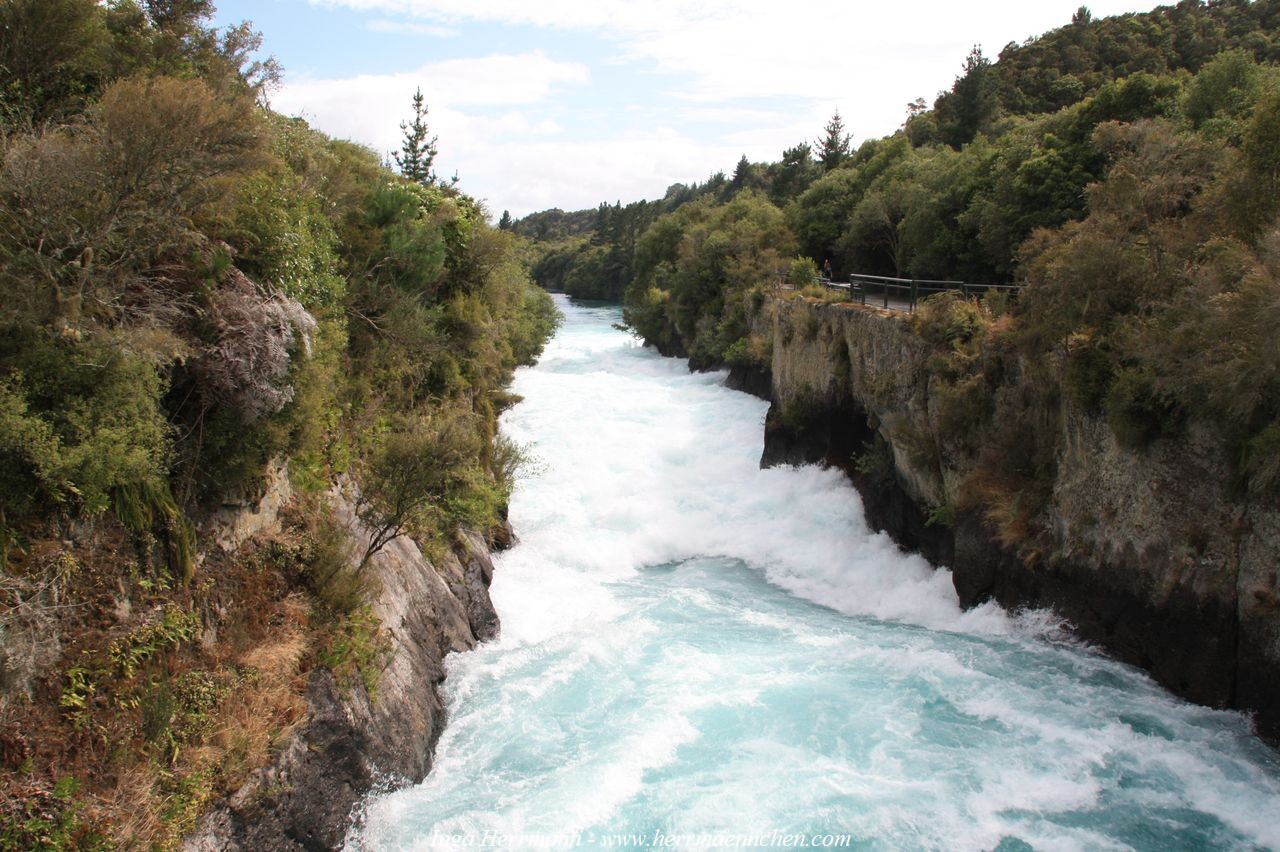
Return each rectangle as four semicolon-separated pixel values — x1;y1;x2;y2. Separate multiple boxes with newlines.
777;269;1020;313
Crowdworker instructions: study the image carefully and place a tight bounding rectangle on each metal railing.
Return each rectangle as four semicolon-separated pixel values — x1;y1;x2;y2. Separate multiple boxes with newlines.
777;268;1020;313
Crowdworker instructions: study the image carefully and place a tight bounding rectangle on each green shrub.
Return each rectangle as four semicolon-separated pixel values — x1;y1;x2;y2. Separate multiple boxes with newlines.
229;170;346;311
1063;335;1114;412
298;510;368;618
926;503;955;528
0;373;68;523
777;389;819;432
0;336;169;521
934;373;992;446
317;605;390;698
722;338;752;366
491;434;531;497
854;436;896;488
911;291;985;348
787;256;820;288
141;669;238;763
353;405;484;567
111;479;196;583
1105;365;1182;450
0;776;110;851
109;605;200;679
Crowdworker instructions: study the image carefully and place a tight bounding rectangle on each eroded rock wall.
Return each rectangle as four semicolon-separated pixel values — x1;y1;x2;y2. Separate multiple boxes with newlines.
762;298;953;565
760;296;1280;741
185;493;499;850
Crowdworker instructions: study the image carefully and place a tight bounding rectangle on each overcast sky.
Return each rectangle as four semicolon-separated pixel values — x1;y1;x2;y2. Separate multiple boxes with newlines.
213;0;1161;220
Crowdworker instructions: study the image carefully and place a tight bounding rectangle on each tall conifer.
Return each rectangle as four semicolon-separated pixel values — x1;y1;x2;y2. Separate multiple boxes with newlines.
818;110;852;171
394;87;438;184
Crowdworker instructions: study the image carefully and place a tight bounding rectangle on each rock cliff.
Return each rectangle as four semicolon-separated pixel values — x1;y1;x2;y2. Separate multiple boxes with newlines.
758;295;1280;742
185;492;499;850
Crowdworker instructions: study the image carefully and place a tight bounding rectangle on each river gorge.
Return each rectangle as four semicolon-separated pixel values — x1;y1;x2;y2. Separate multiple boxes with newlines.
353;297;1280;850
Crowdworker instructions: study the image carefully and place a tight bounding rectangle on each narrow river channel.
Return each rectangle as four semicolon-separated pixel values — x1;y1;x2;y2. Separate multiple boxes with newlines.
355;296;1280;851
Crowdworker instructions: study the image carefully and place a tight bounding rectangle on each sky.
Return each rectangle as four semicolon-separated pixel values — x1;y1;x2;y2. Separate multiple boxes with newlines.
212;0;1162;221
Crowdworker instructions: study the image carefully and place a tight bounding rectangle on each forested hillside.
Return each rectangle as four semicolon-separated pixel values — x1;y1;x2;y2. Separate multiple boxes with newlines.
528;0;1278;292
0;1;558;846
523;0;1280;503
507;0;1280;739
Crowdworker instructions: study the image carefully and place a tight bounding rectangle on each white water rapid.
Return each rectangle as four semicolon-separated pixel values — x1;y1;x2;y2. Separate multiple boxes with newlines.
355;296;1280;851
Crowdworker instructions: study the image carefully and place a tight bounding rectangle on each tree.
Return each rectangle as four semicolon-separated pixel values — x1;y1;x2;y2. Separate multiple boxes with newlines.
0;0;107;126
818;110;852;171
1234;88;1280;236
1184;49;1260;128
144;0;215;33
769;143;819;206
846;184;914;276
727;154;763;197
353;408;481;568
904;97;939;147
393;87;438;185
787;168;866;260
935;45;998;149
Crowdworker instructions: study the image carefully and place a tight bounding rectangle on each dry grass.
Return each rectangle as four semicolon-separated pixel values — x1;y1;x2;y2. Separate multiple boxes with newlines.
0;509;328;851
104;765;162;847
957;464;1037;551
91;594;312;849
213;598;310;792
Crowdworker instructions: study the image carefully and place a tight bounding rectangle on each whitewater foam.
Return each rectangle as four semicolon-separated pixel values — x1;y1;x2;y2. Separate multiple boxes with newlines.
354;297;1280;851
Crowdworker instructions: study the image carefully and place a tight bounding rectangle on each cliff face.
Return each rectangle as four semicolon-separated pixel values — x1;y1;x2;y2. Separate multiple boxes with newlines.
186;493;499;850
762;298;955;565
760;296;1280;741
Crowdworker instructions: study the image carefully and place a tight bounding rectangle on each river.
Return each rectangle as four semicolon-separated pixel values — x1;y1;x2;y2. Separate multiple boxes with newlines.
355;296;1280;851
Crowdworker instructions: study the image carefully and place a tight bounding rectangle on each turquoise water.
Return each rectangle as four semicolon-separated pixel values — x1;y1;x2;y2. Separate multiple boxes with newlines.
355;297;1280;851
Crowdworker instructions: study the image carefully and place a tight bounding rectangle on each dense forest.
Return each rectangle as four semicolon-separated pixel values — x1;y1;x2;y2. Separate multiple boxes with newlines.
0;0;558;845
528;1;1279;295
522;0;1280;512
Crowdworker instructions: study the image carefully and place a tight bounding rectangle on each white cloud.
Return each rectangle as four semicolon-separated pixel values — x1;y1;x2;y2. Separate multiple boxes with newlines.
310;0;692;30
274;50;586;153
281;51;587;110
293;0;1161;215
313;0;1150;113
675;106;799;127
279;84;742;216
366;18;460;37
461;129;745;217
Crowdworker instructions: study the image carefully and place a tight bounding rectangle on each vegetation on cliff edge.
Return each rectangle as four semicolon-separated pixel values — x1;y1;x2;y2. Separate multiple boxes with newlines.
520;0;1280;543
0;0;559;846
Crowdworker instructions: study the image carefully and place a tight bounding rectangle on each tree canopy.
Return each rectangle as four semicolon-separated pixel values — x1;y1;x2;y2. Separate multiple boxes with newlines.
0;3;559;841
516;0;1280;500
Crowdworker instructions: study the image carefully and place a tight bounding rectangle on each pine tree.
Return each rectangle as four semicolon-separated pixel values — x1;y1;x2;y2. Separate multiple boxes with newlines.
934;46;997;149
498;210;514;231
393;87;438;185
818;110;852;171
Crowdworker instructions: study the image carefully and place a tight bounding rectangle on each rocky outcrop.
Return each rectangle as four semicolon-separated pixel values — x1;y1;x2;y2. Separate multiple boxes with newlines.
185;494;499;850
759;295;1280;741
724;363;771;401
761;298;954;566
200;457;294;557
